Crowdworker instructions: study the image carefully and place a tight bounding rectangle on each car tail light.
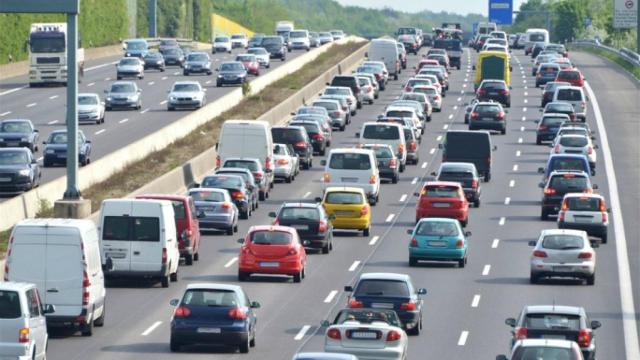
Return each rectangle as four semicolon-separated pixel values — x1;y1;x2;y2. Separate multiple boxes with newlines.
18;328;29;343
368;86;372;92
498;89;508;95
397;143;404;154
228;307;248;320
327;328;342;340
346;98;353;105
294;141;306;148
477;89;486;95
400;300;417;310
389;158;398;168
277;158;289;165
312;133;324;141
333;110;342;117
374;73;381;80
348;299;364;308
554;144;561;153
181;228;193;245
581;101;586;110
405;86;412;91
533;250;548;258
587;146;593;155
323;173;330;183
288;248;299;256
558;211;565;222
515;327;528;340
537;73;542;78
544;188;556;195
471;180;478;189
577;329;591;347
369;174;377;184
360;205;369;216
455;239;465;248
342;104;348;111
386;330;402;342
584;188;593;194
162;248;167;265
497;112;505;120
539;124;547;130
578;251;592;259
410;237;418;247
319;220;328;233
221;202;232;209
231;191;244;200
471;112;479;119
173;305;191;318
216;155;221;169
408;140;418;151
253;171;264;179
434;95;441;101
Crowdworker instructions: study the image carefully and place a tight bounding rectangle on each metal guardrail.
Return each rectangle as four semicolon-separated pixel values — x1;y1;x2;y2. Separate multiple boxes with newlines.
572;40;640;68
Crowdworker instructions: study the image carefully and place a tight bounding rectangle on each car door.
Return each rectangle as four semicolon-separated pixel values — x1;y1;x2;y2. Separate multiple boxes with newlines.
26;288;47;358
130;203;162;273
45;229;83;318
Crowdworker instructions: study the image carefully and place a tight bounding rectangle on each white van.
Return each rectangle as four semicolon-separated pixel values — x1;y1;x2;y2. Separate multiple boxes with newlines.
99;199;179;288
477;22;497;35
288;29;311;51
525;28;550;54
5;219;106;336
321;148;381;205
357;122;407;171
553;86;588;121
368;39;400;80
217;120;275;185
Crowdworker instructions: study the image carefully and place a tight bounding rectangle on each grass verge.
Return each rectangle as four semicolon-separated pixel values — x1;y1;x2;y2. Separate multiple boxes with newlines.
0;41;365;257
571;45;640;80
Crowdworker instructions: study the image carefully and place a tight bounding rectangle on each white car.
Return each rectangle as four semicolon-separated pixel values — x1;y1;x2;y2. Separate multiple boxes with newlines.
78;93;105;124
247;47;271;68
411;85;442;111
323;308;408;360
273;143;299;183
212;35;232;54
230;33;248;49
322;86;358;116
497;339;585;360
330;30;345;40
558;193;609;243
288;30;311;51
550;134;597;169
0;282;55;360
167;81;206;110
529;229;597;285
355;75;375;104
116;57;144;80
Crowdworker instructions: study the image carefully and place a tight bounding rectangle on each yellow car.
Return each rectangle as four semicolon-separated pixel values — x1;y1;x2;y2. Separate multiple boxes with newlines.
320;187;371;236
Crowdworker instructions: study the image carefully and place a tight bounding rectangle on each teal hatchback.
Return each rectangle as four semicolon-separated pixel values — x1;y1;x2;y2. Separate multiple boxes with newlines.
407;218;470;267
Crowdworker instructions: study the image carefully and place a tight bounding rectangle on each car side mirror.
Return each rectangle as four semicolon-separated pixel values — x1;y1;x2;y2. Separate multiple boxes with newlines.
413;192;420;197
321;320;330;327
34;129;39;132
430;171;437;176
215;142;219;150
538;167;544;174
534;119;540;124
528;240;537;246
344;285;353;292
607;208;612;213
191;182;200;188
103;90;108;94
250;301;261;309
590;320;601;329
593;144;599;149
268;211;277;218
590;240;599;249
355;132;360;137
169;299;179;306
137;89;141;93
320;160;327;166
325;82;330;86
215;68;219;72
505;318;517;327
406;229;413;235
539;109;543;112
86;140;91;144
493;145;498;151
32;158;37;164
472;65;476;70
43;304;56;314
236;238;245;244
314;197;322;203
290;112;296;116
591;136;596;140
465;231;472;237
538;182;545;188
417;288;427;295
592;184;598;190
364;52;368;58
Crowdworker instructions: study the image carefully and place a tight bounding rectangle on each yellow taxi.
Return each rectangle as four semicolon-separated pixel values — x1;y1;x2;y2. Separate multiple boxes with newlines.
319;186;371;236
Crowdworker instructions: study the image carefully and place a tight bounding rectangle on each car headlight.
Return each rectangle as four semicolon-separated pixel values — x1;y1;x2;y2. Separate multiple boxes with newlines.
127;96;136;101
46;149;55;154
126;53;131;57
217;74;223;78
21;137;28;142
156;60;162;64
106;96;112;101
169;96;177;101
184;64;190;69
18;169;31;176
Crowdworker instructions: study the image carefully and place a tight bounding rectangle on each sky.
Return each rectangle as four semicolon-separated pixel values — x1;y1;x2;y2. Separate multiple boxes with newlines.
334;0;526;16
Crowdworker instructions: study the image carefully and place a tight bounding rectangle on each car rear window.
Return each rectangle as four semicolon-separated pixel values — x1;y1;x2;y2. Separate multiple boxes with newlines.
331;77;356;87
416;221;458;236
364;146;394;158
414;87;437;95
386;110;413;118
325;192;364;204
363;124;400;140
549;175;589;191
559;136;588;147
182;289;238;307
512;347;578;360
550;158;587;172
251;231;292;245
542;234;584;250
567;197;601;211
547;104;574;113
408;79;430;87
224;160;259;171
103;216;160;242
355;280;410;297
217;171;251;184
559;71;580;79
279;207;320;221
202;176;242;188
475;104;502;113
335;309;401;327
0;290;21;318
423;185;459;198
525;313;581;330
272;128;305;142
324;88;350;96
557;89;583;101
542;117;567;126
329;153;371;170
290;122;319;134
190;190;226;202
481;82;506;89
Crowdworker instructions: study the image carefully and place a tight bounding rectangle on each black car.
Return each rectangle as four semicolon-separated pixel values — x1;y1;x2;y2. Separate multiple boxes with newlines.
541;81;570;107
289;121;326;156
539;171;596;220
269;202;333;253
468;102;507;134
0;119;39;153
505;305;601;360
271;126;313;169
329;75;362;108
199;174;252;219
463;99;480;124
43;130;92;167
0;148;40;193
216;61;248;87
531;42;547;58
433;162;481;207
158;39;179;53
142;52;165;71
160;47;185;67
542;102;577;121
248;34;265;48
213;168;259;211
261;36;286;61
476;80;511;107
361;144;399;183
535;113;570;144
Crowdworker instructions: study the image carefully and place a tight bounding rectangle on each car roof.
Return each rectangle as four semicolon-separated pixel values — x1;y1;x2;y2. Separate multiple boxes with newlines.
249;224;297;234
523;305;584;316
417;217;460;224
186;283;243;293
440;162;476;171
224;157;260;163
563;192;603;200
324;186;367;195
189;187;228;194
111;81;136;86
293;353;358;360
359;272;411;282
557;133;588;139
136;194;189;201
423;180;463;188
281;202;321;209
217;167;252;173
0;281;36;292
78;93;99;98
548;170;589;177
540;228;588;237
515;339;576;348
172;81;200;86
542;113;570;118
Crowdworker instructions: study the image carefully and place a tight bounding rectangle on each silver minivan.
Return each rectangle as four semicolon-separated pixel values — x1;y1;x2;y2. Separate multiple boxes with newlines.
321;148;381;205
357;122;407;171
553;86;588;121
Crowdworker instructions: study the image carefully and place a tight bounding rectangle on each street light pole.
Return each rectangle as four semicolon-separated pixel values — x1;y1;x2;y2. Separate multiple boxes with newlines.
63;11;80;199
148;0;157;38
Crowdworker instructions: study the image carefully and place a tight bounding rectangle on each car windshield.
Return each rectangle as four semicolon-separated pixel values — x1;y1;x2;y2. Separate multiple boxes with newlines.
549;175;589;191
250;231;292;245
215;37;229;42
78;96;98;105
320;32;332;37
416;221;459;236
279;207;319;221
567;196;601;211
335;309;400;327
401;94;426;102
236;55;255;62
481;81;506;90
423;185;459;198
363;125;399;140
0;151;28;165
559;136;588;147
217;171;252;184
189;190;226;202
329;153;371;170
223;160;258;171
297;107;326;116
182;289;238;307
414;87;437;95
48;132;69;144
542;234;584;250
325;191;364;205
127;42;146;50
0;290;21;318
172;84;200;92
202;176;242;188
144;53;161;59
386;110;413;118
231;35;244;39
163;48;181;55
119;58;139;66
261;37;281;46
221;63;244;71
512;347;577;360
188;54;208;62
160;39;178;46
408;79;430;87
0;122;31;133
111;84;135;93
273;144;289;155
354;279;410;297
290;31;307;38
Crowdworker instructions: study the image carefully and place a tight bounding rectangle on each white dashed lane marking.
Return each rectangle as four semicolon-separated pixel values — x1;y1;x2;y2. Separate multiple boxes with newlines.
458;331;469;346
482;265;491;276
224;257;238;268
294;325;311;341
399;194;407;202
513;164;519;172
385;214;395;222
368;236;380;246
505;197;511;205
26;103;37;108
94;129;106;135
348;261;361;272
141;321;162;336
499;217;506;226
47;120;58;125
421;161;428;168
324;291;338;303
492;238;500;248
411;177;418;185
471;295;481;308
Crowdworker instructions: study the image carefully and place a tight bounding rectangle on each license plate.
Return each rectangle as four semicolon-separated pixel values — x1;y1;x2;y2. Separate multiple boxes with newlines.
58;154;67;158
105;252;126;259
197;327;221;334
6;142;19;147
260;262;279;268
341;177;358;182
204;212;217;217
574;216;593;223
553;266;573;272
482;117;493;121
432;202;451;208
351;331;378;339
335;210;353;215
429;241;448;247
0;177;11;182
542;334;566;340
292;224;308;230
489;92;498;95
371;302;394;309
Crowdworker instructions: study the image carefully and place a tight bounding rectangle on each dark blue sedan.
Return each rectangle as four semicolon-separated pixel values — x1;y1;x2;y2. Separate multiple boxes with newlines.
43;130;92;167
170;283;260;353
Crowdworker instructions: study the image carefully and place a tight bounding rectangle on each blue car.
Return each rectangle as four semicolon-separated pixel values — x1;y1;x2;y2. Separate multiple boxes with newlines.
538;154;592;182
408;218;470;267
43;129;92;167
170;283;260;353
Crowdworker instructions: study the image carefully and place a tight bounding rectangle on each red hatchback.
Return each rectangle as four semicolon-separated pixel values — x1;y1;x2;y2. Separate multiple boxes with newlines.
414;181;470;226
237;225;307;283
236;54;260;76
555;68;585;87
136;194;201;265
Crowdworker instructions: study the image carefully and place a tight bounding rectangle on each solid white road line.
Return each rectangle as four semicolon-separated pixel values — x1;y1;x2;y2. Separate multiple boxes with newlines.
348;261;360;272
385;214;395;222
411;177;418;185
471;295;481;308
0;111;11;117
509;180;515;187
294;325;311;340
513;164;519;172
429;148;436;155
499;217;506;226
492;238;500;248
224;257;238;268
369;236;380;246
399;194;407;202
303;191;312;198
324;291;338;303
206;80;212;84
85;61;118;72
421;161;428;168
457;331;469;346
585;82;640;359
26;102;37;108
504;197;511;205
141;321;162;336
119;118;129;124
49;95;59;100
94;129;106;135
47;120;58;125
482;264;491;276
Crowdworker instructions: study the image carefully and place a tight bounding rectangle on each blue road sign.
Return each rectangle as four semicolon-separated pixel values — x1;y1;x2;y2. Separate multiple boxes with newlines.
489;0;513;25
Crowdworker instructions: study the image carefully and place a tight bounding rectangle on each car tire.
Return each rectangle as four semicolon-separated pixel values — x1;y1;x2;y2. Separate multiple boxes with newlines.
105;106;112;111
241;210;249;220
167;106;174;111
239;336;250;353
484;172;491;182
363;227;370;237
460;218;468;227
81;319;93;336
601;232;607;244
194;252;200;261
392;175;398;184
226;227;234;235
161;273;170;288
357;102;362;110
394;74;398;80
540;208;549;221
319;148;325;156
530;273;539;284
409;257;418;267
458;258;466;268
293;270;303;283
170;270;178;282
407;318;421;335
340;124;346;131
285;175;292;183
536;137;542;145
170;337;181;352
238;271;249;281
183;71;189;76
322;242;330;254
184;254;194;266
474;198;481;208
400;163;406;173
501;128;506;135
94;306;105;327
259;191;266;201
586;274;595;285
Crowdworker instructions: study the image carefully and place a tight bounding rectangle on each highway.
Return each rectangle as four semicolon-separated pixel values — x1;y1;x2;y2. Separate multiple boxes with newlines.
0;45;309;200
35;46;638;359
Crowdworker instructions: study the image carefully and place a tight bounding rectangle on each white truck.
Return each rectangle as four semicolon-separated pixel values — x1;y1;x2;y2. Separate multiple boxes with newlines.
275;21;294;37
28;23;85;87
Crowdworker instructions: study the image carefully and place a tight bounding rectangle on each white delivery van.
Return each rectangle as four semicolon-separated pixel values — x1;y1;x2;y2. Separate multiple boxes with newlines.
357;122;407;171
321;148;381;205
525;28;550;54
477;22;497;36
217;120;275;185
99;199;179;288
5;219;106;336
368;39;401;80
553;86;588;121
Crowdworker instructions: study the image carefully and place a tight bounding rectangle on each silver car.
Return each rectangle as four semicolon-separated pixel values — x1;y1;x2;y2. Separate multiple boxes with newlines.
167;81;206;110
273;143;299;183
529;229;597;285
188;188;238;235
116;57;144;80
183;52;212;76
312;99;347;131
550;134;597;170
247;47;271;68
293;353;357;360
78;93;105;124
322;86;357;115
104;81;142;110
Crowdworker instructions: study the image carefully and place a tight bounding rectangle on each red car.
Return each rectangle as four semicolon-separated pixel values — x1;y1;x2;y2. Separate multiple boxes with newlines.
238;225;307;282
415;59;439;74
236;54;260;76
136;194;201;265
414;181;469;226
555;68;585;87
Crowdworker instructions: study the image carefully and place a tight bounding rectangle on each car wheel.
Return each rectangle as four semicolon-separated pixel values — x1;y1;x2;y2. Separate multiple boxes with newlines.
194;252;200;261
184;254;194;266
293;270;302;283
540;208;549;221
501;128;506;135
322;242;330;254
458;258;466;268
183;71;189;76
250;332;256;347
241;210;249;220
474;198;481;208
340;124;346;131
169;336;181;352
392;175;398;184
363;227;370;237
586;274;595;285
226;227;234;235
93;306;105;327
460;218;468;227
394;74;398;80
81;318;93;336
484;172;491;182
259;191;266;201
600;232;607;244
239;335;250;353
409;257;418;267
357;102;362;110
400;163;406;173
170;270;178;282
407;319;421;335
285;175;292;183
161;273;170;288
319;148;326;156
238;271;249;281
536;137;542;145
529;273;539;284
105;106;112;111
